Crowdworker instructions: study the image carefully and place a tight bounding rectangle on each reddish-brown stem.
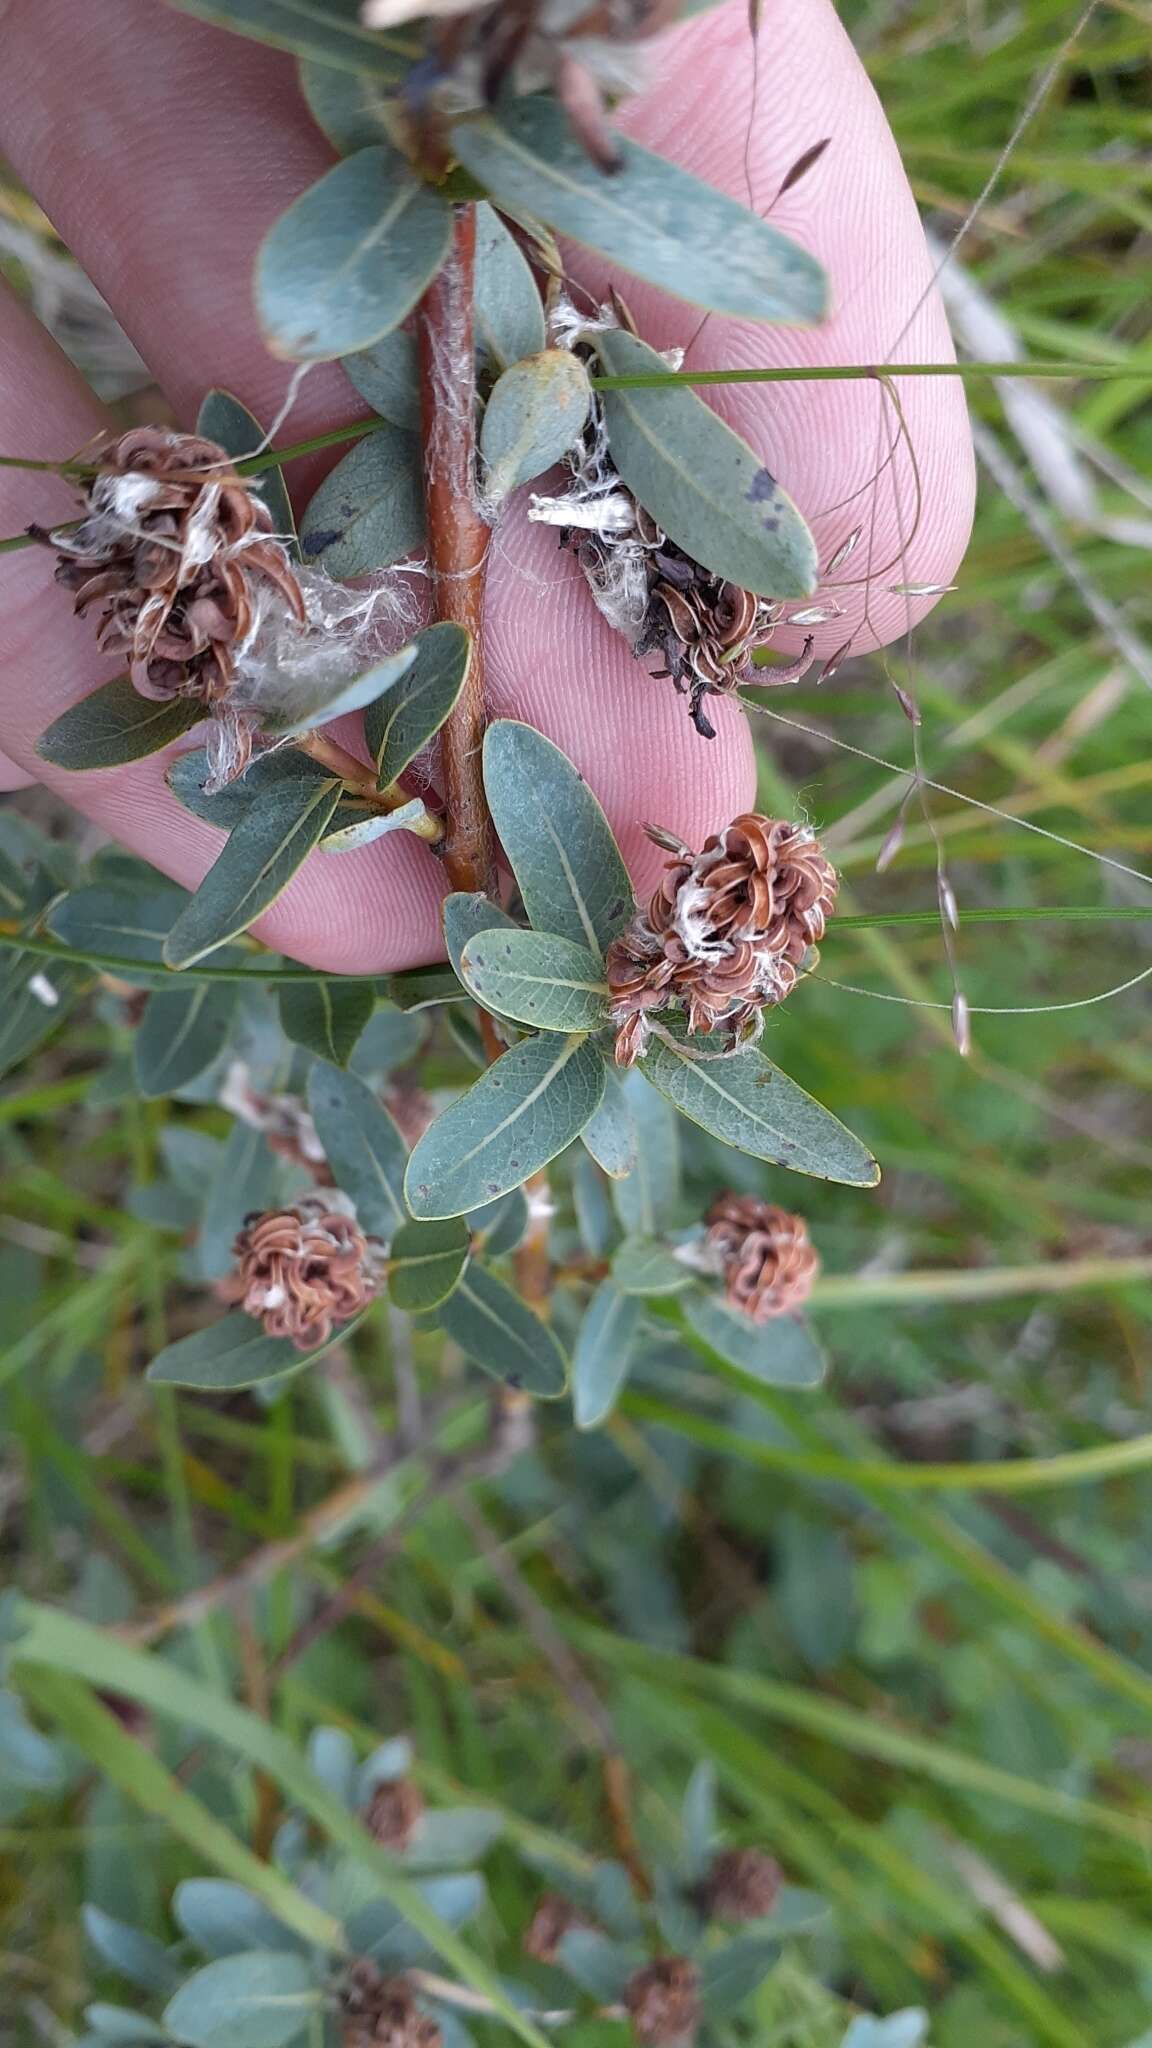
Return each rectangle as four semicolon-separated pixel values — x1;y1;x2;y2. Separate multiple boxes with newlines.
417;204;498;898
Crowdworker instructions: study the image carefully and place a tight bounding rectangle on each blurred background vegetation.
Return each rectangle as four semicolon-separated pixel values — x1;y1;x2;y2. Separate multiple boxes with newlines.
2;0;1152;2042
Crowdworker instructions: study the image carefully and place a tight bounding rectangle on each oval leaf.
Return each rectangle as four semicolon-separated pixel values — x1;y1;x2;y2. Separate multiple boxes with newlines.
595;328;818;601
610;1236;692;1296
701;1934;781;2017
388;1216;471;1312
482;722;632;957
480;350;591;505
459;929;608;1033
402;1806;503;1871
298;53;406;154
443;890;521;983
256;145;452;361
436;1262;568;1397
82;1907;180;1994
162;1951;320;2048
611;1071;681;1235
572;1280;643;1429
135;982;240;1097
166;744;332;828
299;424;423;576
342;328;420;429
196;389;297;553
258;642;418;740
474;203;546;375
278;978;375;1066
37;678;202;772
467;1186;530;1256
165;0;410;73
307;1061;409;1237
682;1289;826;1387
643;1030;880;1186
173;1881;305;1961
580;1067;638;1178
366;621;471;789
451;100;826;325
163;775;342;969
406;1032;605;1218
146;1311;363;1391
47;882;192;970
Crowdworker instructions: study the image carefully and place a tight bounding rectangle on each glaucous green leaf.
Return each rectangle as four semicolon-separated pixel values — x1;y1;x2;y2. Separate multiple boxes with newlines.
451;100;827;324
307;1061;409;1236
85;2007;168;2043
571;1280;643;1429
146;1311;362;1391
474;203;546;375
841;2013;928;2048
436;1262;567;1396
580;1067;637;1178
459;929;608;1033
350;1002;425;1078
0;1689;68;1793
595;327;818;601
357;1737;413;1799
342;328;420;429
298;53;406;154
556;1929;641;2002
366;621;470;788
402;1807;504;1871
163;0;412;73
299;424;423;576
307;1725;358;1807
163;776;342;969
701;1934;781;2017
611;1071;681;1236
37;678;203;772
682;1289;826;1387
442;890;520;984
258;643;418;739
82;1906;181;1994
680;1761;717;1880
166;745;333;828
134;982;240;1097
467;1186;529;1256
406;1032;605;1218
347;1873;487;1967
388;1216;470;1312
383;963;466;1011
480;351;591;505
278;977;375;1066
0;954;81;1079
195;1118;278;1282
173;1881;305;1961
643;1029;880;1185
572;1151;617;1258
320;797;432;852
162;1951;321;2048
256;145;452;361
196;389;296;552
610;1236;692;1296
47;882;191;970
482;722;632;956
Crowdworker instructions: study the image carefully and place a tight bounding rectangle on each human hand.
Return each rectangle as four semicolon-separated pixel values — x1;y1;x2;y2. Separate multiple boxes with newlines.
0;0;974;972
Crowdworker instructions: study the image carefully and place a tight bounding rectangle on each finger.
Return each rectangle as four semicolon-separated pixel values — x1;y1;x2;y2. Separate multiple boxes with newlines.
0;0;753;917
0;283;449;970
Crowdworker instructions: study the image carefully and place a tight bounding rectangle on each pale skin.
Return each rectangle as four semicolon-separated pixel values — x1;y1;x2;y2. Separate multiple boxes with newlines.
0;0;975;972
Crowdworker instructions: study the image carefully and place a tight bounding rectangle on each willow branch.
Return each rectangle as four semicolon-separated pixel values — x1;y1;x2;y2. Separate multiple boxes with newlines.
417;205;498;897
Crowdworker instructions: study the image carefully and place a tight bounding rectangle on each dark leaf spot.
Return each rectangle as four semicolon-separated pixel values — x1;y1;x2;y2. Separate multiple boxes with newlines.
745;467;779;506
300;527;343;555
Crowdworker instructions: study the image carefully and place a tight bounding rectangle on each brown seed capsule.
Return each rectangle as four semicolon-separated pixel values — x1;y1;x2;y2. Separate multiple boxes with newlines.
703;1194;819;1322
218;1199;383;1351
363;1776;425;1852
624;1957;701;2048
523;1892;593;1963
605;814;837;1066
340;1960;442;2048
699;1846;783;1922
37;427;303;777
